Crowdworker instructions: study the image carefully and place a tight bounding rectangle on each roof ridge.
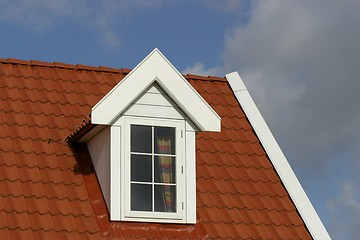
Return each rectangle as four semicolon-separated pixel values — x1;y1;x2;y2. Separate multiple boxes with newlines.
184;74;227;82
0;57;131;74
0;71;117;86
0;58;228;81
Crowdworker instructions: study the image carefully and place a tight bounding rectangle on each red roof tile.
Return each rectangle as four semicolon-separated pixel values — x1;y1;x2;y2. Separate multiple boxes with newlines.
0;58;312;239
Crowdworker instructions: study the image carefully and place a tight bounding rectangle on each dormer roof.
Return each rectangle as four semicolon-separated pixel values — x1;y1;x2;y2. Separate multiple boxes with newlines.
92;49;220;132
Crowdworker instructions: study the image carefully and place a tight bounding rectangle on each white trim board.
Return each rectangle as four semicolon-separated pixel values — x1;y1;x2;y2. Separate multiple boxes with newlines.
226;72;331;240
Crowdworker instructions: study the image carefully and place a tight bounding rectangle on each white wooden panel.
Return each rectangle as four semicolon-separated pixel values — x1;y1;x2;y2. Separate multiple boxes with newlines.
226;72;331;240
110;125;121;220
134;92;177;107
123;104;185;120
185;131;196;223
147;83;165;94
133;93;176;107
122;83;185;120
87;126;111;210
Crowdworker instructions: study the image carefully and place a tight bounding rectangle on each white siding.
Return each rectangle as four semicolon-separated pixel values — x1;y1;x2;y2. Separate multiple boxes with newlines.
87;126;111;210
122;83;185;120
185;131;196;223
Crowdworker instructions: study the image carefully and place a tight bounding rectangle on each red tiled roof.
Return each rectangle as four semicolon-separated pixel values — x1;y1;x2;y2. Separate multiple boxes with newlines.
0;58;312;239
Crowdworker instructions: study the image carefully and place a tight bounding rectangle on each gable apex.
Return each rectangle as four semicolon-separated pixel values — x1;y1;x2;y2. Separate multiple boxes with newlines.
92;48;221;131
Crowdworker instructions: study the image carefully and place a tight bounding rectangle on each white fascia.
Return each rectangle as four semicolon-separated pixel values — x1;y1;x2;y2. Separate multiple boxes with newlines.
226;72;331;240
92;48;220;132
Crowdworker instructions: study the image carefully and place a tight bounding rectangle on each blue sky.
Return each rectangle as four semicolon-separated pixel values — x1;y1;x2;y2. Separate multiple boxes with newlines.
1;1;360;239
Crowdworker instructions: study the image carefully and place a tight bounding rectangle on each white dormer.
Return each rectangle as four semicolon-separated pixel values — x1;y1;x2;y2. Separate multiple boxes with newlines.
84;49;221;224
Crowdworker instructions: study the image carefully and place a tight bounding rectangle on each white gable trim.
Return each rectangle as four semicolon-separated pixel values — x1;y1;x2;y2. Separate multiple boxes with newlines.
226;72;331;240
92;48;220;132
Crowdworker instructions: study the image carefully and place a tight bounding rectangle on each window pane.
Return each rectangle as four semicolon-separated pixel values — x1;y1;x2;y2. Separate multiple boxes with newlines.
154;185;176;212
154;127;175;155
154;156;176;183
131;125;152;153
131;184;152;211
131;154;152;182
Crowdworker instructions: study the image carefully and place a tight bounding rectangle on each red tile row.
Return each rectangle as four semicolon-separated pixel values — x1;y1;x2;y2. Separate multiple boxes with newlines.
196;177;288;198
197;190;294;212
0;162;83;186
196;151;271;169
0;149;75;170
0;210;100;234
0;193;94;218
0;178;89;202
0;228;101;240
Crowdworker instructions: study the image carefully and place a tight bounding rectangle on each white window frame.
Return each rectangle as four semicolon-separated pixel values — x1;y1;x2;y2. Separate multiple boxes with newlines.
120;116;186;222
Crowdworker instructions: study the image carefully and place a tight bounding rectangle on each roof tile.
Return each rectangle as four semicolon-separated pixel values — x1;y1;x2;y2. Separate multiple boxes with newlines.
0;59;312;239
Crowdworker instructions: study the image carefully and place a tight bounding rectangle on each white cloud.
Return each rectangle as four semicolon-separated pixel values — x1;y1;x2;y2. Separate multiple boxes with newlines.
327;181;360;239
182;62;221;76
221;0;360;173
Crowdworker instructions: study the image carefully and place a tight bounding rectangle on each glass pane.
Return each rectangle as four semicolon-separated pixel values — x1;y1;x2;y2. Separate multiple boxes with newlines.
131;125;152;153
131;154;152;182
154;127;175;155
154;185;176;212
154;156;176;183
131;184;152;211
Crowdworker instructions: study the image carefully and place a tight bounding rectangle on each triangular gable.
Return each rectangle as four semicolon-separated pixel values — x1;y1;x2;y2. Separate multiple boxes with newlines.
92;48;220;132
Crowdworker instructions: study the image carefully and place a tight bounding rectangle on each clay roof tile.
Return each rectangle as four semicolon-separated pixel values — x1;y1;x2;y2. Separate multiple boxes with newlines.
0;58;313;240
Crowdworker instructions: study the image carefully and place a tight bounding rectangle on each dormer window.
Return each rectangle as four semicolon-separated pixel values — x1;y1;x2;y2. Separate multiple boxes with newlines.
83;49;220;224
123;117;185;220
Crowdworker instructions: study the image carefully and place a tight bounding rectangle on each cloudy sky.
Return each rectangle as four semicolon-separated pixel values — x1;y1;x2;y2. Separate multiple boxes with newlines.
1;0;359;239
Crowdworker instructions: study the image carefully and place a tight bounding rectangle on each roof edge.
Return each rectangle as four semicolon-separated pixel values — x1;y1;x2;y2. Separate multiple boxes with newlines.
226;71;331;240
0;57;131;73
64;115;94;144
